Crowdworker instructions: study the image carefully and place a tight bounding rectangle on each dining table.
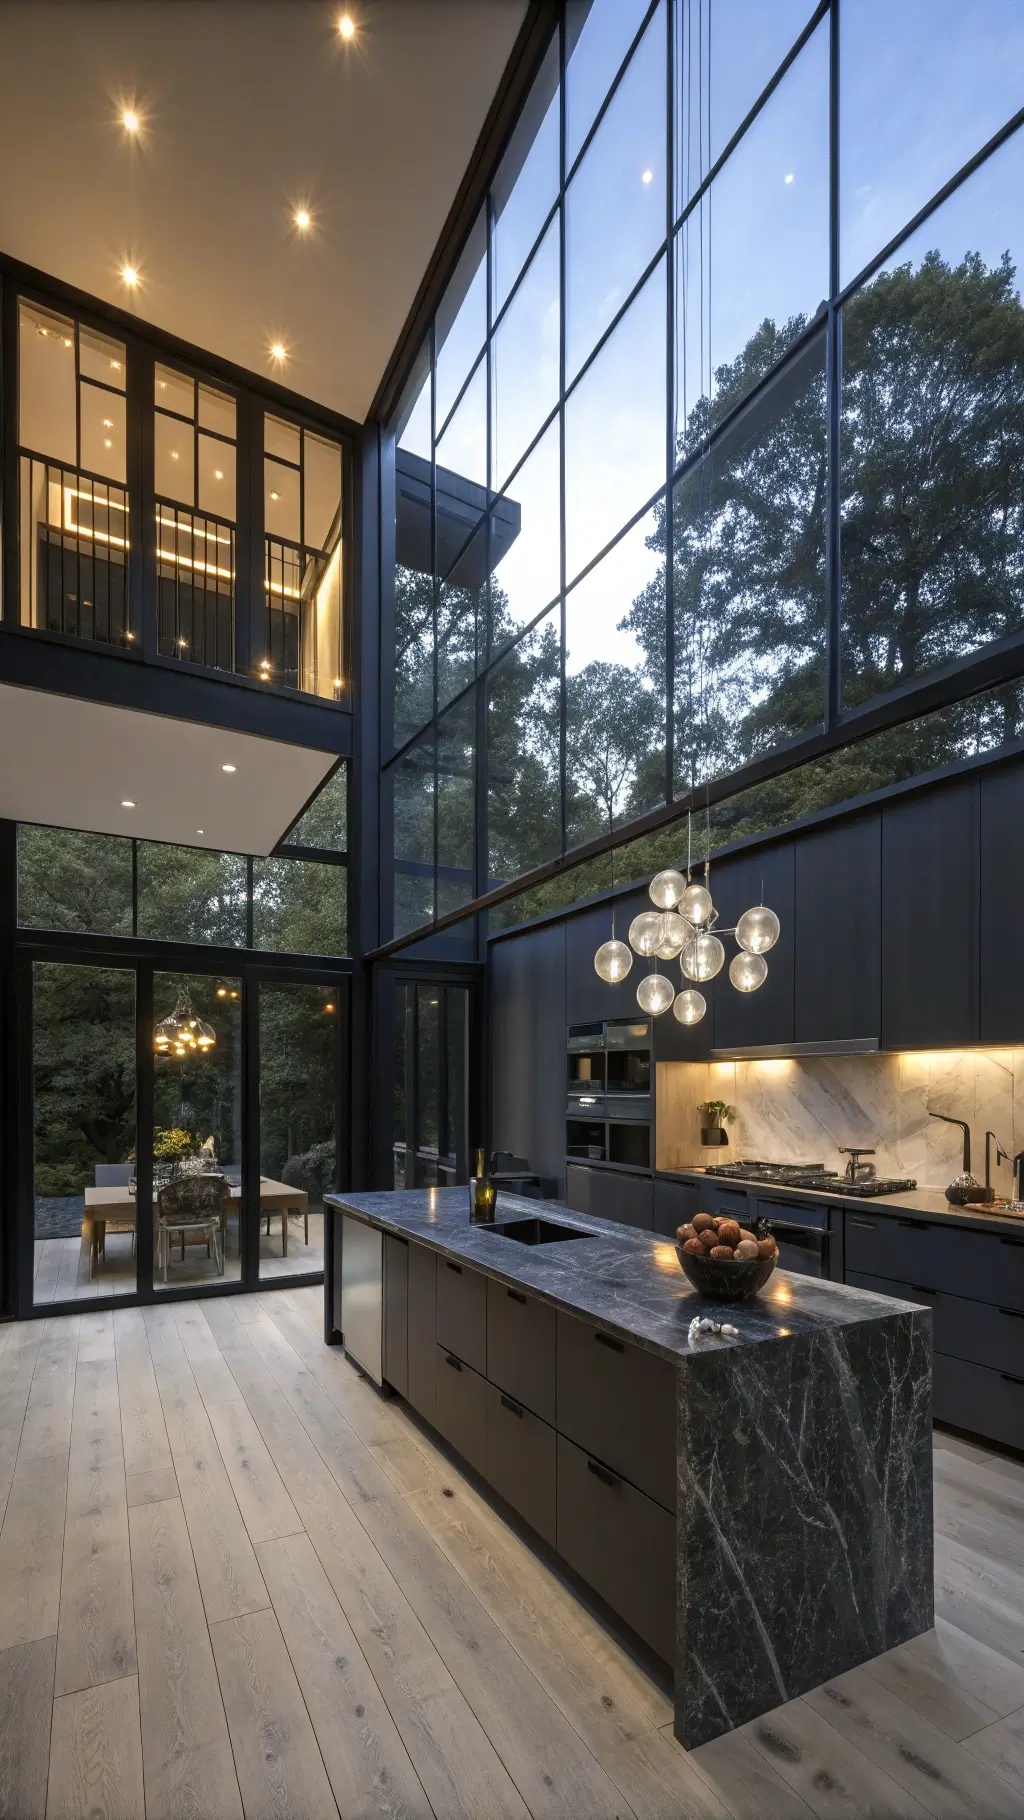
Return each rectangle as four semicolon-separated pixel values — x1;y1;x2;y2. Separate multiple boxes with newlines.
81;1176;310;1277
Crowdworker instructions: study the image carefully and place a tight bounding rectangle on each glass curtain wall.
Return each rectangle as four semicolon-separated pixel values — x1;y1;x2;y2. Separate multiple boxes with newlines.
382;0;1024;936
257;981;341;1280
392;982;470;1187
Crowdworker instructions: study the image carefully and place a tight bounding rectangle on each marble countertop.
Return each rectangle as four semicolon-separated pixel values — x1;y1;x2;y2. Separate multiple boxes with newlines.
659;1170;1024;1236
326;1188;922;1367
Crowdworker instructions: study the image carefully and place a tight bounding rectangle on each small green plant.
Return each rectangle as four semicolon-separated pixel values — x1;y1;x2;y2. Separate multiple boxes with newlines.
698;1100;736;1125
128;1127;199;1163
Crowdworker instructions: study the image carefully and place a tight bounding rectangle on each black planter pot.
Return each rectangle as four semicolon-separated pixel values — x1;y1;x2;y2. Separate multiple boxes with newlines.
700;1127;730;1146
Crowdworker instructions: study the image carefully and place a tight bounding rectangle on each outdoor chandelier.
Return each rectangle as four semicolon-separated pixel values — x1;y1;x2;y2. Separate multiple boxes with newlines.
593;838;779;1025
154;991;217;1058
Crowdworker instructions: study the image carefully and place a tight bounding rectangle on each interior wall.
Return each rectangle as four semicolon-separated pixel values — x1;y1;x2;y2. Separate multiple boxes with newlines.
656;1051;1024;1194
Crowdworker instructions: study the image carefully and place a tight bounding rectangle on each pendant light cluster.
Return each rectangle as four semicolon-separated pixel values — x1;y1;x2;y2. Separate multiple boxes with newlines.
593;862;780;1024
154;991;217;1058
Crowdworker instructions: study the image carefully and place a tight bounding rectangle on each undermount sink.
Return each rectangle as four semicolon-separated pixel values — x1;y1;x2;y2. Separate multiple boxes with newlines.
478;1215;594;1246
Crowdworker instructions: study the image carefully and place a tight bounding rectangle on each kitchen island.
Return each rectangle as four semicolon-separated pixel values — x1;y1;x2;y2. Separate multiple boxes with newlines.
324;1188;934;1748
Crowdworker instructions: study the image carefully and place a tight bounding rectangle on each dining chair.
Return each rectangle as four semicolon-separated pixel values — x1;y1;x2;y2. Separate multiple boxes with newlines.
155;1173;229;1281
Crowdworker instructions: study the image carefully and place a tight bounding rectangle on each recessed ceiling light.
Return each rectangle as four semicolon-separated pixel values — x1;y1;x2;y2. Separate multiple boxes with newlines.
269;489;280;500
214;469;223;479
294;208;311;231
222;763;237;773
121;264;138;288
338;14;355;38
641;169;653;184
104;438;112;449
121;799;135;808
170;450;179;460
270;342;287;362
122;107;139;133
103;418;113;429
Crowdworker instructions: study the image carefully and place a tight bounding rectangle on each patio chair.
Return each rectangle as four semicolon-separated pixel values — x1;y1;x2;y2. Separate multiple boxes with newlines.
155;1173;229;1282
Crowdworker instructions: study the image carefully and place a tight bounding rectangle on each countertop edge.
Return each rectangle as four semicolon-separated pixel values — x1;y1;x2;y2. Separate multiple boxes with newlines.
656;1170;1024;1236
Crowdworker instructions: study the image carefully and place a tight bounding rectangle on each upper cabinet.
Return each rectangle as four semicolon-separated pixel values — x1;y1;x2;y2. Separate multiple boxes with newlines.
710;844;795;1052
794;814;881;1044
881;780;979;1051
979;763;1024;1045
565;891;648;1024
490;919;566;1187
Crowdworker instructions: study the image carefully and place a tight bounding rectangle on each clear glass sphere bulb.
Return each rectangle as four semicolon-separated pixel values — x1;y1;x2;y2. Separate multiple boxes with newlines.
594;939;633;983
729;949;768;993
678;880;714;925
628;910;664;957
735;904;780;954
654;911;690;959
672;988;707;1026
636;971;675;1016
681;932;725;981
649;869;686;909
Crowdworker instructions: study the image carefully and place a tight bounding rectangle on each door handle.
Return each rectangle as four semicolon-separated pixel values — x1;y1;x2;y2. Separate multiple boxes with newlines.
898;1219;929;1231
446;1261;463;1275
999;1306;1024;1318
500;1394;524;1418
507;1289;527;1305
586;1458;619;1487
444;1354;462;1372
909;1285;937;1297
850;1219;877;1229
1000;1237;1024;1249
594;1331;625;1353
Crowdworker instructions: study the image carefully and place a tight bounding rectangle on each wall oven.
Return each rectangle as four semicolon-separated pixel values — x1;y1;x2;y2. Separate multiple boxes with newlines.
754;1197;836;1279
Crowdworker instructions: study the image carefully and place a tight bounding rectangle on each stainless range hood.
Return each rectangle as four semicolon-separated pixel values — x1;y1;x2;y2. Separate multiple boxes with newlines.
709;1038;880;1060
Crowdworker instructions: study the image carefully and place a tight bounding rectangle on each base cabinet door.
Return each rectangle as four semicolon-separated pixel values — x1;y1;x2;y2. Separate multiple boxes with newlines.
485;1383;556;1546
434;1348;487;1476
933;1353;1024;1452
556;1434;675;1664
435;1258;487;1375
486;1278;556;1424
383;1234;409;1397
588;1169;654;1231
407;1242;437;1425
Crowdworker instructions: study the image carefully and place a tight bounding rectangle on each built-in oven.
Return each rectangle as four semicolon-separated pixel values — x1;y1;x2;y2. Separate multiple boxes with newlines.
754;1197;835;1279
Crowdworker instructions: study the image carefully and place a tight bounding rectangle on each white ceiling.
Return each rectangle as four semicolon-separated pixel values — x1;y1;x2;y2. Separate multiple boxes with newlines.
0;0;527;421
0;683;337;853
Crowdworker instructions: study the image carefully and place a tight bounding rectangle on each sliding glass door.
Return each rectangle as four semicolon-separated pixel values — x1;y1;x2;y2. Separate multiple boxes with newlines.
387;972;476;1189
257;979;342;1281
150;970;243;1290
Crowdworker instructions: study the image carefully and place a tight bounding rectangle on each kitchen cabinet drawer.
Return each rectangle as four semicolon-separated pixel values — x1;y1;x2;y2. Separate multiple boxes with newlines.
556;1311;676;1513
847;1271;1024;1376
845;1212;1024;1312
933;1352;1024;1452
436;1257;487;1375
486;1278;556;1423
588;1168;653;1231
485;1382;556;1546
434;1347;487;1476
556;1434;675;1665
383;1234;409;1398
653;1179;702;1237
702;1185;752;1221
407;1242;437;1424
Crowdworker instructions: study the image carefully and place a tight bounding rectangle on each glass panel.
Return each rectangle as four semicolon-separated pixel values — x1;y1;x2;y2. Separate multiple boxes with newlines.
437;696;476;915
492;217;559;491
397;343;431;460
392;734;436;937
445;988;470;1177
565;254;667;584
286;765;347;851
155;413;195;507
198;434;235;517
676;0;815;209
672;330;827;794
487;610;562;885
19;301;76;464
437;512;482;715
675;18;829;452
80;385;126;484
435;210;487;429
20;456;130;643
79;327;126;389
32;962;137;1305
565;0;653;170
841;0;1024;288
488;417;561;656
152;971;242;1289
265;414;301;463
840;123;1024;709
565;501;666;845
258;982;339;1279
565;3;667;383
309;543;343;700
157;506;235;670
492;37;560;312
198;382;235;437
265;456;301;541
18;825;133;934
393;983;408;1188
251;857;348;955
136;844;247;945
303;430;342;550
393;482;435;746
416;985;441;1155
435;355;487;491
155;365;195;418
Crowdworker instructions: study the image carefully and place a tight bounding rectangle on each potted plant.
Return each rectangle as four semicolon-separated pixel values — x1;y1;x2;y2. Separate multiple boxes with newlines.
698;1100;735;1146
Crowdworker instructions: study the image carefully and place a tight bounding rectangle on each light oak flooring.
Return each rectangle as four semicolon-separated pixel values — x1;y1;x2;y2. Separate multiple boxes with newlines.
0;1291;1022;1819
32;1212;325;1302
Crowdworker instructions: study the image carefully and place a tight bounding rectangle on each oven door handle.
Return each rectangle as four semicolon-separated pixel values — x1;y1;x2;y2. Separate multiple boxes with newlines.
766;1219;828;1237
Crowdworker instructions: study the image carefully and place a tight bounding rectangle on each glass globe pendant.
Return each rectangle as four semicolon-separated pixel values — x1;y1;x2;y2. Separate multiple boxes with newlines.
681;932;725;981
673;988;706;1025
729;950;768;993
678;879;714;925
649;869;686;909
736;904;780;954
594;939;633;983
654;911;690;959
636;970;675;1016
628;910;664;957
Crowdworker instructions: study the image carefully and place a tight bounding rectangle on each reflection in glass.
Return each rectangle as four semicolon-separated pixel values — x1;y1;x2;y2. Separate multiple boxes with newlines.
565;3;666;382
262;417;344;698
393;986;407;1188
565;0;652;171
492;217;560;490
437;696;476;915
487;610;561;885
488;416;560;658
18;825;133;936
136;845;247;946
152;972;242;1289
417;986;441;1155
841;123;1024;709
675;18;828;449
565;503;666;846
156;365;237;671
435;211;487;429
565;255;667;583
492;37;560;311
258;982;339;1279
840;0;1024;288
285;764;348;851
252;857;348;957
393;734;436;937
32;963;137;1304
437;511;483;717
675;0;814;210
672;331;827;795
435;355;487;490
393;346;435;746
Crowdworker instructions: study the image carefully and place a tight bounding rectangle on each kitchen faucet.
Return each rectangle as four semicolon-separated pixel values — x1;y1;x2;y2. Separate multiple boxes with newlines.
985;1130;1010;1200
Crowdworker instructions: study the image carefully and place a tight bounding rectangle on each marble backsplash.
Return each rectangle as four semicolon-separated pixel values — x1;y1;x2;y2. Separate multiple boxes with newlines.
655;1050;1024;1193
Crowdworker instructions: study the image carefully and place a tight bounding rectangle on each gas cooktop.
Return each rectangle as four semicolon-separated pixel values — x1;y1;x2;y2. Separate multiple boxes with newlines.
704;1161;917;1197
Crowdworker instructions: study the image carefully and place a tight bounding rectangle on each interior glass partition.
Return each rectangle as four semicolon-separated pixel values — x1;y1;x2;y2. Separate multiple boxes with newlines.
392;980;470;1188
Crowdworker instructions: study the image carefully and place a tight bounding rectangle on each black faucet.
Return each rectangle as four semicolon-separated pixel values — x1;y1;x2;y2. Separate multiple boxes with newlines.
1014;1152;1024;1202
929;1112;971;1173
985;1130;1010;1198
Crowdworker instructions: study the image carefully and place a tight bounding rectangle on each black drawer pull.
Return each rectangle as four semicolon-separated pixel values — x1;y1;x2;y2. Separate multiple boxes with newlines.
446;1261;463;1275
899;1219;929;1230
500;1394;524;1418
1000;1237;1024;1250
1000;1372;1024;1386
444;1353;462;1372
850;1218;877;1230
507;1289;527;1305
594;1331;625;1353
910;1285;937;1297
587;1458;620;1487
998;1306;1024;1319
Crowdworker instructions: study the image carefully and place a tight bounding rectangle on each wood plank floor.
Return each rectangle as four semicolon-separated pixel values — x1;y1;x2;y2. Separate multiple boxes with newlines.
0;1288;1021;1819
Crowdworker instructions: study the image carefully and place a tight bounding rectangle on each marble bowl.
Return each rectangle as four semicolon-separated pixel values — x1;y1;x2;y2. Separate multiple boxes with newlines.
675;1244;778;1301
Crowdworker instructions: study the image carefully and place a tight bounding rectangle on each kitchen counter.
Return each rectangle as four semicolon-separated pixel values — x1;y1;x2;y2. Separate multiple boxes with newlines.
660;1169;1024;1235
326;1188;934;1749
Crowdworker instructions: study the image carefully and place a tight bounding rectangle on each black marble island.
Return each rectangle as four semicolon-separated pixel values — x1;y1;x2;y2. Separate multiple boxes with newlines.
324;1188;934;1748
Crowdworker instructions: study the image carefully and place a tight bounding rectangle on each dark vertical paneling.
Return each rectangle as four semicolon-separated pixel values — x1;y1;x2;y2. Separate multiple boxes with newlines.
794;813;881;1042
710;844;796;1051
490;920;566;1189
881;779;979;1050
564;890;648;1024
979;761;1024;1044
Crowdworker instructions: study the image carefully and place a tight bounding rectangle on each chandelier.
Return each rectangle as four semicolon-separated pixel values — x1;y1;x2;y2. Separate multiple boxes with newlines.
593;840;779;1025
154;991;217;1058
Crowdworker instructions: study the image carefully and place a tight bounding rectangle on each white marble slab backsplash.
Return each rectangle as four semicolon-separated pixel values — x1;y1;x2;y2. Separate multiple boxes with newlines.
655;1050;1024;1193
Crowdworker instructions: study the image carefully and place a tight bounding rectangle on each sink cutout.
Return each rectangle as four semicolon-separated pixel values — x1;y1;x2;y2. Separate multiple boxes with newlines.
478;1216;594;1246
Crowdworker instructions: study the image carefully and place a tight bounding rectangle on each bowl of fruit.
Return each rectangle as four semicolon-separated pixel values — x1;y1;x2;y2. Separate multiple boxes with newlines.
675;1212;779;1300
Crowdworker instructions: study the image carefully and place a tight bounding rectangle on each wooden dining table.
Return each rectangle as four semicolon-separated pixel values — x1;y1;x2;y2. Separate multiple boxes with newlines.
81;1177;310;1277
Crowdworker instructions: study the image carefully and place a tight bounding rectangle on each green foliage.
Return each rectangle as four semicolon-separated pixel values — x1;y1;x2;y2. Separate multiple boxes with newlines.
32;962;136;1194
286;765;348;851
153;1127;199;1160
18;826;132;935
698;1101;735;1124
